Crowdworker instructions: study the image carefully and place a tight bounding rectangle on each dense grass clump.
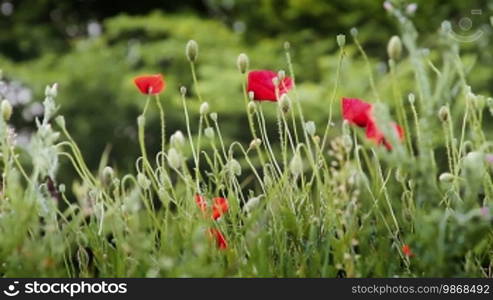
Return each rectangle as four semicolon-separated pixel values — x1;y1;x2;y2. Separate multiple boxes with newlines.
0;7;492;277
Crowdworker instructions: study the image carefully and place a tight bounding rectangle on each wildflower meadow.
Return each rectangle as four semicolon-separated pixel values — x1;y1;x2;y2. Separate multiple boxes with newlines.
0;1;492;279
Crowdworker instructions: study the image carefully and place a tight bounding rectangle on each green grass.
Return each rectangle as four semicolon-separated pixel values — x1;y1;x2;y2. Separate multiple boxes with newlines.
0;7;492;278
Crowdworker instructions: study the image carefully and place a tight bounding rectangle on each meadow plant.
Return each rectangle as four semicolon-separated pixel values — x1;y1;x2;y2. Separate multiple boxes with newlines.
0;5;492;277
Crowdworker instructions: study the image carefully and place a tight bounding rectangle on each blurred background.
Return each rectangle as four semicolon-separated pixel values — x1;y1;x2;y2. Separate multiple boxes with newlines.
0;0;492;180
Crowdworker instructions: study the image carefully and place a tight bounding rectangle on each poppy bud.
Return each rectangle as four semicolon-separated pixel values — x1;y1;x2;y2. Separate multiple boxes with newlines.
289;149;303;177
284;41;290;50
102;166;114;185
279;94;291;113
186;40;199;63
204;127;215;139
137;115;145;128
438;106;449;122
408;93;415;104
439;172;454;183
387;36;402;61
137;173;150;189
304;121;316;136
200;102;209;115
167;148;183;169
336;34;346;48
247;101;256;114
59;184;66;194
249;138;262;149
406;3;418;15
210;112;218;122
236;53;249;74
312;135;320;145
180;86;187;96
1;99;12;121
350;27;358;37
170;130;185;148
55;115;66;128
227;159;242;176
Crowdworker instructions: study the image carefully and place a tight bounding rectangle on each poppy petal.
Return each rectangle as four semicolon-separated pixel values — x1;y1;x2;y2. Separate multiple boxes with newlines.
212;197;229;220
342;98;373;127
134;74;165;95
247;70;293;101
209;228;228;250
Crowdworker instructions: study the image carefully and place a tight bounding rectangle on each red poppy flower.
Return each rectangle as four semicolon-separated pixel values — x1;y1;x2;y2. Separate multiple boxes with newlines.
209;228;228;250
365;121;404;150
212;197;229;220
342;97;404;150
133;74;165;95
195;194;207;213
401;244;414;257
247;70;293;102
342;97;372;127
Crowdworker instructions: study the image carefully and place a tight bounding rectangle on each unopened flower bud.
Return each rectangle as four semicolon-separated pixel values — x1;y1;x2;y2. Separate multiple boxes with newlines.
387;36;402;60
204;127;215;139
1;100;12;121
284;41;290;50
336;34;346;48
170;130;185;148
408;93;415;104
137;115;146;128
350;27;358;37
243;196;261;213
200;102;209;115
289;150;303;177
55;115;66;128
180;86;187;96
439;172;454;183
102;166;114;184
406;3;418;15
249;138;262;149
383;1;393;12
59;184;66;193
186;40;198;63
167;148;183;169
137;173;150;189
236;53;249;74
438;106;449;122
227;159;242;176
210;112;218;122
304;121;316;136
